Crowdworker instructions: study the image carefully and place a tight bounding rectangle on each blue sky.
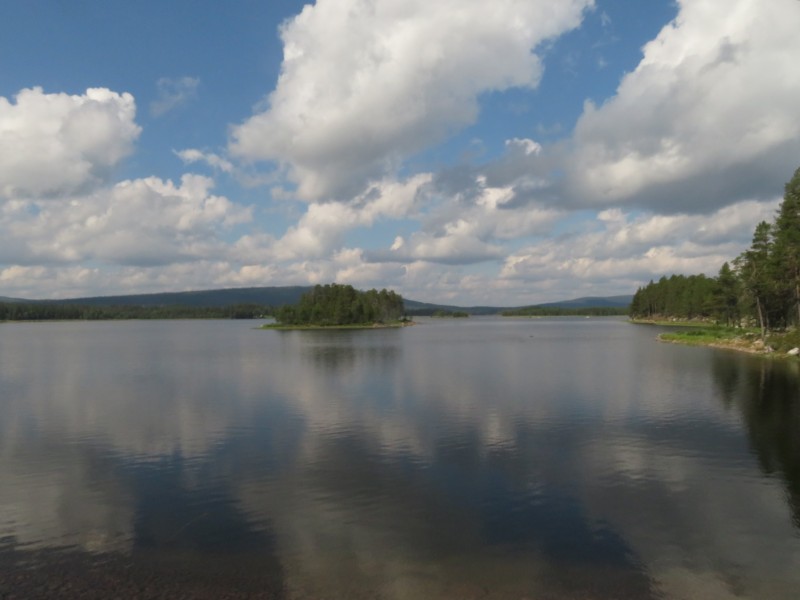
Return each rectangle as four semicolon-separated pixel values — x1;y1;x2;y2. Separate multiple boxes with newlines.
1;0;798;304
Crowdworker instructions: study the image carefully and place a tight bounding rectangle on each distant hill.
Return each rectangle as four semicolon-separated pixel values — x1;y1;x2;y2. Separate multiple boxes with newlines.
2;287;633;313
402;299;500;315
28;286;313;308
404;294;633;315
536;295;633;309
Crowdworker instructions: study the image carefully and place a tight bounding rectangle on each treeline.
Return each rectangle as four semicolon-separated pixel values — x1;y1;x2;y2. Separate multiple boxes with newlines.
0;302;272;321
631;166;800;336
274;283;405;326
629;275;720;320
432;310;469;318
502;306;629;317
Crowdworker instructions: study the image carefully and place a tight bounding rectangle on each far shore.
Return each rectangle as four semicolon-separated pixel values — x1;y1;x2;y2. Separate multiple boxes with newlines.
260;321;414;331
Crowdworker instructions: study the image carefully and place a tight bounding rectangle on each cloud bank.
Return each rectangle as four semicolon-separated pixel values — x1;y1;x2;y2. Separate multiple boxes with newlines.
0;87;140;199
230;0;594;200
2;0;799;305
562;0;800;211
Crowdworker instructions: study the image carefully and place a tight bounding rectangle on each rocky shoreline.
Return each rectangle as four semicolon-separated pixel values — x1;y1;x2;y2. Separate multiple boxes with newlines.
657;330;800;357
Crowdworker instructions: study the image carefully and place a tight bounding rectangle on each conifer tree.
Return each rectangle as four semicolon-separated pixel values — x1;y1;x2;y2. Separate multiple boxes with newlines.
714;262;739;326
734;221;773;338
772;166;800;326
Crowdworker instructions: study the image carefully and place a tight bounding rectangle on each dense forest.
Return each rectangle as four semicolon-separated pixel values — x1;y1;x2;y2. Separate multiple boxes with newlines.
630;166;800;337
0;302;271;321
274;283;405;326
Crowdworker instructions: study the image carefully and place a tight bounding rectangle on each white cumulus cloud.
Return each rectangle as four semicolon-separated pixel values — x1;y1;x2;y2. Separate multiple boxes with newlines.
238;174;432;262
0;174;251;268
176;148;234;173
0;87;141;198
230;0;594;200
499;199;779;292
564;0;800;211
373;175;562;265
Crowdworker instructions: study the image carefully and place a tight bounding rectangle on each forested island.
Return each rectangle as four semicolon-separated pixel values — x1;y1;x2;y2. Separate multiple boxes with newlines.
266;283;408;329
630;166;800;354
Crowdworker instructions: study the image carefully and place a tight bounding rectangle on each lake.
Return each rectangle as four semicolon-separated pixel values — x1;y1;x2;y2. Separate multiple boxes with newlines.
1;317;798;599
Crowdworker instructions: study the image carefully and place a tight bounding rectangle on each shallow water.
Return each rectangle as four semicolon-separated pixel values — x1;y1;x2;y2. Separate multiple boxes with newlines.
1;317;798;598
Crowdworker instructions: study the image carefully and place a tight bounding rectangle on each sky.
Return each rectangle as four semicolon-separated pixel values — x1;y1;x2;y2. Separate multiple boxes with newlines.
1;0;799;305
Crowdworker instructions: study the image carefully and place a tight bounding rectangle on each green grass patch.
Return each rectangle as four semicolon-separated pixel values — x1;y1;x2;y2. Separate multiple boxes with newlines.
766;329;800;353
633;319;800;356
629;318;717;328
660;328;739;345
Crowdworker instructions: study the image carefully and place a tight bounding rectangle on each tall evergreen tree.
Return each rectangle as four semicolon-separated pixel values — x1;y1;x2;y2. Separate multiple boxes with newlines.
772;166;800;326
734;221;773;338
629;165;800;337
714;262;739;326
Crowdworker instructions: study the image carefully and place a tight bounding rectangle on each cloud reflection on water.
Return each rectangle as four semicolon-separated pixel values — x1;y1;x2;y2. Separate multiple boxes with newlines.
0;319;798;598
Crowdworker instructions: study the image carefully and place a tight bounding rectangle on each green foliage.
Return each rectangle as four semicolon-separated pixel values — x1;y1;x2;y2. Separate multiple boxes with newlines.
274;283;405;326
631;164;800;336
659;327;742;346
767;329;800;353
629;274;717;320
0;302;271;321
772;166;800;324
713;262;740;327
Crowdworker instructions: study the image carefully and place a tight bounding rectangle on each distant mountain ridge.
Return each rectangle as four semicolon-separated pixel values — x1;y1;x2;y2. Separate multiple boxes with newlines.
404;295;632;315
402;299;501;315
536;295;633;309
30;286;312;307
1;287;632;313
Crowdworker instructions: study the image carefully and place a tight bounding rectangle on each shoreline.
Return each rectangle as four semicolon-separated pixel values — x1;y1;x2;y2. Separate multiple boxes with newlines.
630;319;800;358
657;333;771;355
259;321;414;331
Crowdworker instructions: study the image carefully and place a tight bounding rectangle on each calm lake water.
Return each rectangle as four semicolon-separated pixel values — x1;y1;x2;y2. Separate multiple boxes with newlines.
1;317;799;599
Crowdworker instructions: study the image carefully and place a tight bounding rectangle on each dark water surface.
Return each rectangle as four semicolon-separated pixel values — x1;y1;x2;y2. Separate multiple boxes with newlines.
1;317;799;598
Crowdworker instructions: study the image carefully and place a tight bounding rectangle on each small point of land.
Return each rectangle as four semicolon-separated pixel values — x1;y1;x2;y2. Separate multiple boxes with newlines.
630;319;800;357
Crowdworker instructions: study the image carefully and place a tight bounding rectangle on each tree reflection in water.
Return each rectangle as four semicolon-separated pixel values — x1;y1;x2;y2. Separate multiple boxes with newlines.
712;354;800;528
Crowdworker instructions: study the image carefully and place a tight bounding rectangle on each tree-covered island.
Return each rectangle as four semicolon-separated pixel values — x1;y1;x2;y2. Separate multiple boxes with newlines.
265;283;409;329
630;165;800;355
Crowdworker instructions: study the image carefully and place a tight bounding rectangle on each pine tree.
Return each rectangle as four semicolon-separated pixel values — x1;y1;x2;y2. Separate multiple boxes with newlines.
772;166;800;326
713;262;739;326
734;221;773;338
